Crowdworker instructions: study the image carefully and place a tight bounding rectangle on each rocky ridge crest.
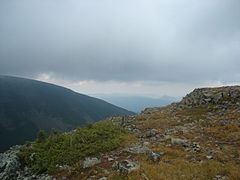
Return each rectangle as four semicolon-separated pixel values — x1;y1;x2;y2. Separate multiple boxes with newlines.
179;86;240;107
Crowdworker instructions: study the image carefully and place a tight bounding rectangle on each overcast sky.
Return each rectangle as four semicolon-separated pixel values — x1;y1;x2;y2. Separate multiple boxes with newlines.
0;0;239;97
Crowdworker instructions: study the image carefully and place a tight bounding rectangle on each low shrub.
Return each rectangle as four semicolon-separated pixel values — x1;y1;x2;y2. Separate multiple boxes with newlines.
18;122;125;174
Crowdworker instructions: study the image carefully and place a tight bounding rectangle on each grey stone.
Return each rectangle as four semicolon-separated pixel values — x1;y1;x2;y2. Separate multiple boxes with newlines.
106;115;136;127
58;165;70;170
171;138;188;144
124;145;151;154
206;155;213;160
83;157;101;168
103;169;110;175
148;151;165;162
178;86;240;107
141;173;149;180
183;142;201;153
214;175;228;180
0;146;53;180
143;142;150;146
192;142;201;152
98;177;107;180
140;129;158;138
108;157;114;161
141;108;161;114
116;160;140;175
0;147;21;180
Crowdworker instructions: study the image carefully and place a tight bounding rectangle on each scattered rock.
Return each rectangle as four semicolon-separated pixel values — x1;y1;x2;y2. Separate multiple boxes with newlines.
184;142;201;152
206;155;213;160
141;173;149;180
178;86;240;107
125;145;151;154
58;165;70;170
213;175;228;180
140;129;158;138
0;146;52;180
107;157;114;161
98;177;107;180
141;108;161;114
143;141;150;146
148;151;165;162
106;115;136;127
125;124;140;133
171;138;188;144
83;157;101;168
115;160;140;175
0;147;21;180
192;142;201;152
102;169;110;175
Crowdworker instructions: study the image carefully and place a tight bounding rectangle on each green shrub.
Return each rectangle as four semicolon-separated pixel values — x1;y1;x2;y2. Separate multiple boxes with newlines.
18;122;125;174
36;130;47;143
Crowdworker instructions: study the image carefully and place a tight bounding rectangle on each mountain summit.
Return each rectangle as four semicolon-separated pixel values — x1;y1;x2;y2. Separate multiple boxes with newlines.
0;75;134;152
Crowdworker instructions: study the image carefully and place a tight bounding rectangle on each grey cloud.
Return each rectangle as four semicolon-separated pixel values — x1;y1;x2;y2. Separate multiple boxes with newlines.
0;0;239;83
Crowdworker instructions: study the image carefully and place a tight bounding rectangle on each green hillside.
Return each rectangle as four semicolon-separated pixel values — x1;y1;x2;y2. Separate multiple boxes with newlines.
0;75;134;152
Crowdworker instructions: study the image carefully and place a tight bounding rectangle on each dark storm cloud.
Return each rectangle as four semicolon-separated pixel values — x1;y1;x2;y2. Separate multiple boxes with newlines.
0;0;239;83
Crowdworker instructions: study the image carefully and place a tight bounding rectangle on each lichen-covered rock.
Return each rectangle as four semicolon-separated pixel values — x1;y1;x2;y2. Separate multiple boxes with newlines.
148;151;165;162
0;146;52;180
0;147;21;180
140;129;158;138
141;108;161;114
124;145;151;154
83;157;101;168
171;138;188;145
115;160;140;175
106;115;136;127
183;142;201;153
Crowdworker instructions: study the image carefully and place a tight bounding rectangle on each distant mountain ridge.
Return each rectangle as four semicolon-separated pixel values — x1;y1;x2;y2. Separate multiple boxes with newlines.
0;75;134;152
92;94;179;113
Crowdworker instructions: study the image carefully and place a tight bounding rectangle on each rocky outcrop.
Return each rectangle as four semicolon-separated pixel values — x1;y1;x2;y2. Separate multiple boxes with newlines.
106;115;136;126
0;146;21;180
179;86;240;107
106;115;139;133
141;107;161;114
0;146;52;180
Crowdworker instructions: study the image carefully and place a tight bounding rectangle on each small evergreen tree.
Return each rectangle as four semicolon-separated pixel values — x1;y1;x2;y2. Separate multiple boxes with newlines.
36;130;47;143
51;128;58;136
